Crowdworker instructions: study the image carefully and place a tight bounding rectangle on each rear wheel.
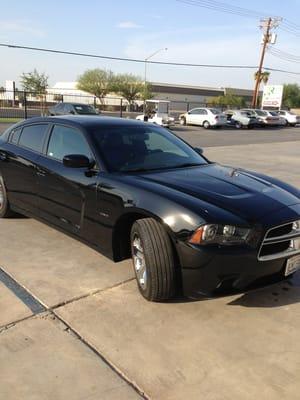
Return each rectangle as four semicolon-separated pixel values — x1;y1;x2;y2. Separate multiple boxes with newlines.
234;121;242;129
131;218;176;301
203;120;210;129
0;176;13;218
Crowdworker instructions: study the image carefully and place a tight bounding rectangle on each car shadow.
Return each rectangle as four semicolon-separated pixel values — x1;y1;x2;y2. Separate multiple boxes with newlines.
227;272;300;308
168;272;300;308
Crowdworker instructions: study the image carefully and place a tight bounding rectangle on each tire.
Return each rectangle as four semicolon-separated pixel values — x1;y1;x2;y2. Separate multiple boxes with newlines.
0;175;13;218
247;125;254;129
289;123;296;127
203;120;210;129
180;117;186;126
235;121;242;129
131;218;176;301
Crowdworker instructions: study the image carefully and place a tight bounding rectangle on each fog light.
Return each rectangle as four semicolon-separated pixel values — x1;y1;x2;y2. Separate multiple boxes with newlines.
293;221;300;230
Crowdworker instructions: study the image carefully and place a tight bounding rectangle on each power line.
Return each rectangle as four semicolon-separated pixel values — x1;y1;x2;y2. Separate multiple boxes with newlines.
1;42;300;75
0;42;257;69
176;0;300;38
268;47;300;64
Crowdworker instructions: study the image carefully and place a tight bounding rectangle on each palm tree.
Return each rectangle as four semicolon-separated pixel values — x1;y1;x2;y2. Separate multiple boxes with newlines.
254;71;270;85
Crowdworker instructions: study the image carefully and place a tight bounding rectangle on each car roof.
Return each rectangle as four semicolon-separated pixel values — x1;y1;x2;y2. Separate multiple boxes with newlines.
54;102;94;106
16;115;148;129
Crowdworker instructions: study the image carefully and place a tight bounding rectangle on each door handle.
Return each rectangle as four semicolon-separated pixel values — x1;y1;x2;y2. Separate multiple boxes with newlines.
99;182;113;190
36;167;46;177
0;152;7;161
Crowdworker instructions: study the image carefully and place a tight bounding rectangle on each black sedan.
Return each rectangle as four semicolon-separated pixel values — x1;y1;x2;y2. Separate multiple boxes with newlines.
0;116;299;301
48;102;99;116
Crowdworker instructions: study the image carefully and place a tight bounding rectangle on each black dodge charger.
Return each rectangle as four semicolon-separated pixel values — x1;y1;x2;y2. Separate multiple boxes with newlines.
0;116;299;301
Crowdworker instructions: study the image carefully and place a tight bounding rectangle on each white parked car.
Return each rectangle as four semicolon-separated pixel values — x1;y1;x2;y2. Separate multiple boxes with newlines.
179;108;227;129
278;110;300;127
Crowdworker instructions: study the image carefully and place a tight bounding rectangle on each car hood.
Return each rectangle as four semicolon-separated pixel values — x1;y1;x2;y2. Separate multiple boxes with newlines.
137;164;300;223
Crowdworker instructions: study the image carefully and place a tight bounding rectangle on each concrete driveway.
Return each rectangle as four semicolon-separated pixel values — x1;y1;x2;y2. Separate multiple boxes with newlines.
0;137;300;399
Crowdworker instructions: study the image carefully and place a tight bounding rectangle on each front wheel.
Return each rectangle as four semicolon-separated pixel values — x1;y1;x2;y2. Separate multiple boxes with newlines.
131;218;176;301
180;117;186;126
235;121;242;129
0;176;14;218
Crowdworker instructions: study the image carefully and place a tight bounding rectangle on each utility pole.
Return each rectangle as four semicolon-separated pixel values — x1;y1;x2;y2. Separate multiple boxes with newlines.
252;17;280;108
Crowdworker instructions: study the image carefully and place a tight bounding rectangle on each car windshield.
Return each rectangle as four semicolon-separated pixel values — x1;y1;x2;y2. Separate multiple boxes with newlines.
91;125;208;172
209;108;220;115
73;105;97;114
255;110;268;116
269;111;278;116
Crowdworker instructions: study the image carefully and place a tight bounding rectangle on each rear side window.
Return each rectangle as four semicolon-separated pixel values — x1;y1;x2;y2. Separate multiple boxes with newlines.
9;127;22;144
47;125;92;161
19;124;49;153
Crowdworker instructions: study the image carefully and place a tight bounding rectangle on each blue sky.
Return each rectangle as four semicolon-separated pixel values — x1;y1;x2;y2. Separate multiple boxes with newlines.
1;0;300;89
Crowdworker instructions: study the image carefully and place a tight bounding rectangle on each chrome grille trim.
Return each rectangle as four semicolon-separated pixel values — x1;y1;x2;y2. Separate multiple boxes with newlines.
258;221;300;261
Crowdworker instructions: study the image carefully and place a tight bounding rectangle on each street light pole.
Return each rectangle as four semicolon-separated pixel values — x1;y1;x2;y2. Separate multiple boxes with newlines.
143;47;168;116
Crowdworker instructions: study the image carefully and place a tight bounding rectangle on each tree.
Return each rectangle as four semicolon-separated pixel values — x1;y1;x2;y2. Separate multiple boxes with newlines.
113;74;145;109
254;71;270;85
140;82;154;101
211;94;246;108
77;69;115;103
20;69;48;93
20;69;49;116
282;83;300;109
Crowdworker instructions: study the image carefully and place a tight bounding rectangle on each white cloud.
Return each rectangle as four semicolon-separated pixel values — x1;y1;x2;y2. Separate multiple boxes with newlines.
117;21;142;29
0;20;45;37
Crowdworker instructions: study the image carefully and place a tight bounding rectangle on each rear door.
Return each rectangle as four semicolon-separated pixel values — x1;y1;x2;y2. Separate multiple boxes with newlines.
186;109;206;125
36;123;98;233
0;123;49;213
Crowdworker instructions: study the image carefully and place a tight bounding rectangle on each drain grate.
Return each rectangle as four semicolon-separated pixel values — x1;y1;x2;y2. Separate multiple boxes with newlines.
0;268;46;314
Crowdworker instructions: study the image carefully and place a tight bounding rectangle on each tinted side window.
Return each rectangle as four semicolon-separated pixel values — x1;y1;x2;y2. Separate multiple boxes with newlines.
19;124;48;153
47;125;92;161
9;127;22;144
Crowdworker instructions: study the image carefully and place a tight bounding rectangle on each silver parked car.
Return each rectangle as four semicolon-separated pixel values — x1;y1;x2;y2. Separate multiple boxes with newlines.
241;109;279;126
224;110;258;129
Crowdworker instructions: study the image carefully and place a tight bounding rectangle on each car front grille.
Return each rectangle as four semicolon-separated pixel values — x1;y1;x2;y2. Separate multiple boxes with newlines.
258;221;300;261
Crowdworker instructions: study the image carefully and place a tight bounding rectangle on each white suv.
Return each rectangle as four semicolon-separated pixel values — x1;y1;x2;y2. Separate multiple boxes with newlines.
179;108;227;129
278;110;300;127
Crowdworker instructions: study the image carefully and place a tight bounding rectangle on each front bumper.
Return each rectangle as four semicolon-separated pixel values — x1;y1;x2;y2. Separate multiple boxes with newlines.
179;242;288;298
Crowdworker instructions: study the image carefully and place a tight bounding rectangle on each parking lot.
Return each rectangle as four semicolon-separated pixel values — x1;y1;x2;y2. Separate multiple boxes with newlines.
1;122;300;400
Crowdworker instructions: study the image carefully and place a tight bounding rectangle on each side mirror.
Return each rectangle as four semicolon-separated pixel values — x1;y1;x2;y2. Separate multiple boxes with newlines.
69;110;75;115
63;154;94;169
194;147;204;155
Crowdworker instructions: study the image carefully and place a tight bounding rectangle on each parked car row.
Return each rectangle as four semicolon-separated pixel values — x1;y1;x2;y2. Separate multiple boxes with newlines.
179;108;300;129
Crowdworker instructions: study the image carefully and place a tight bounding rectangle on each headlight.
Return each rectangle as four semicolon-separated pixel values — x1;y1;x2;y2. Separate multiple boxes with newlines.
189;224;251;246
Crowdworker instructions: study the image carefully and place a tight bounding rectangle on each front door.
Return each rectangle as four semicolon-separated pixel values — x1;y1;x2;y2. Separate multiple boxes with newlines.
36;123;98;233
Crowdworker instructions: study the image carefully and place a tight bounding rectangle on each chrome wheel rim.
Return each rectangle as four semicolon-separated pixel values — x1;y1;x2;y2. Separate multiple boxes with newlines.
0;182;4;210
132;236;147;290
